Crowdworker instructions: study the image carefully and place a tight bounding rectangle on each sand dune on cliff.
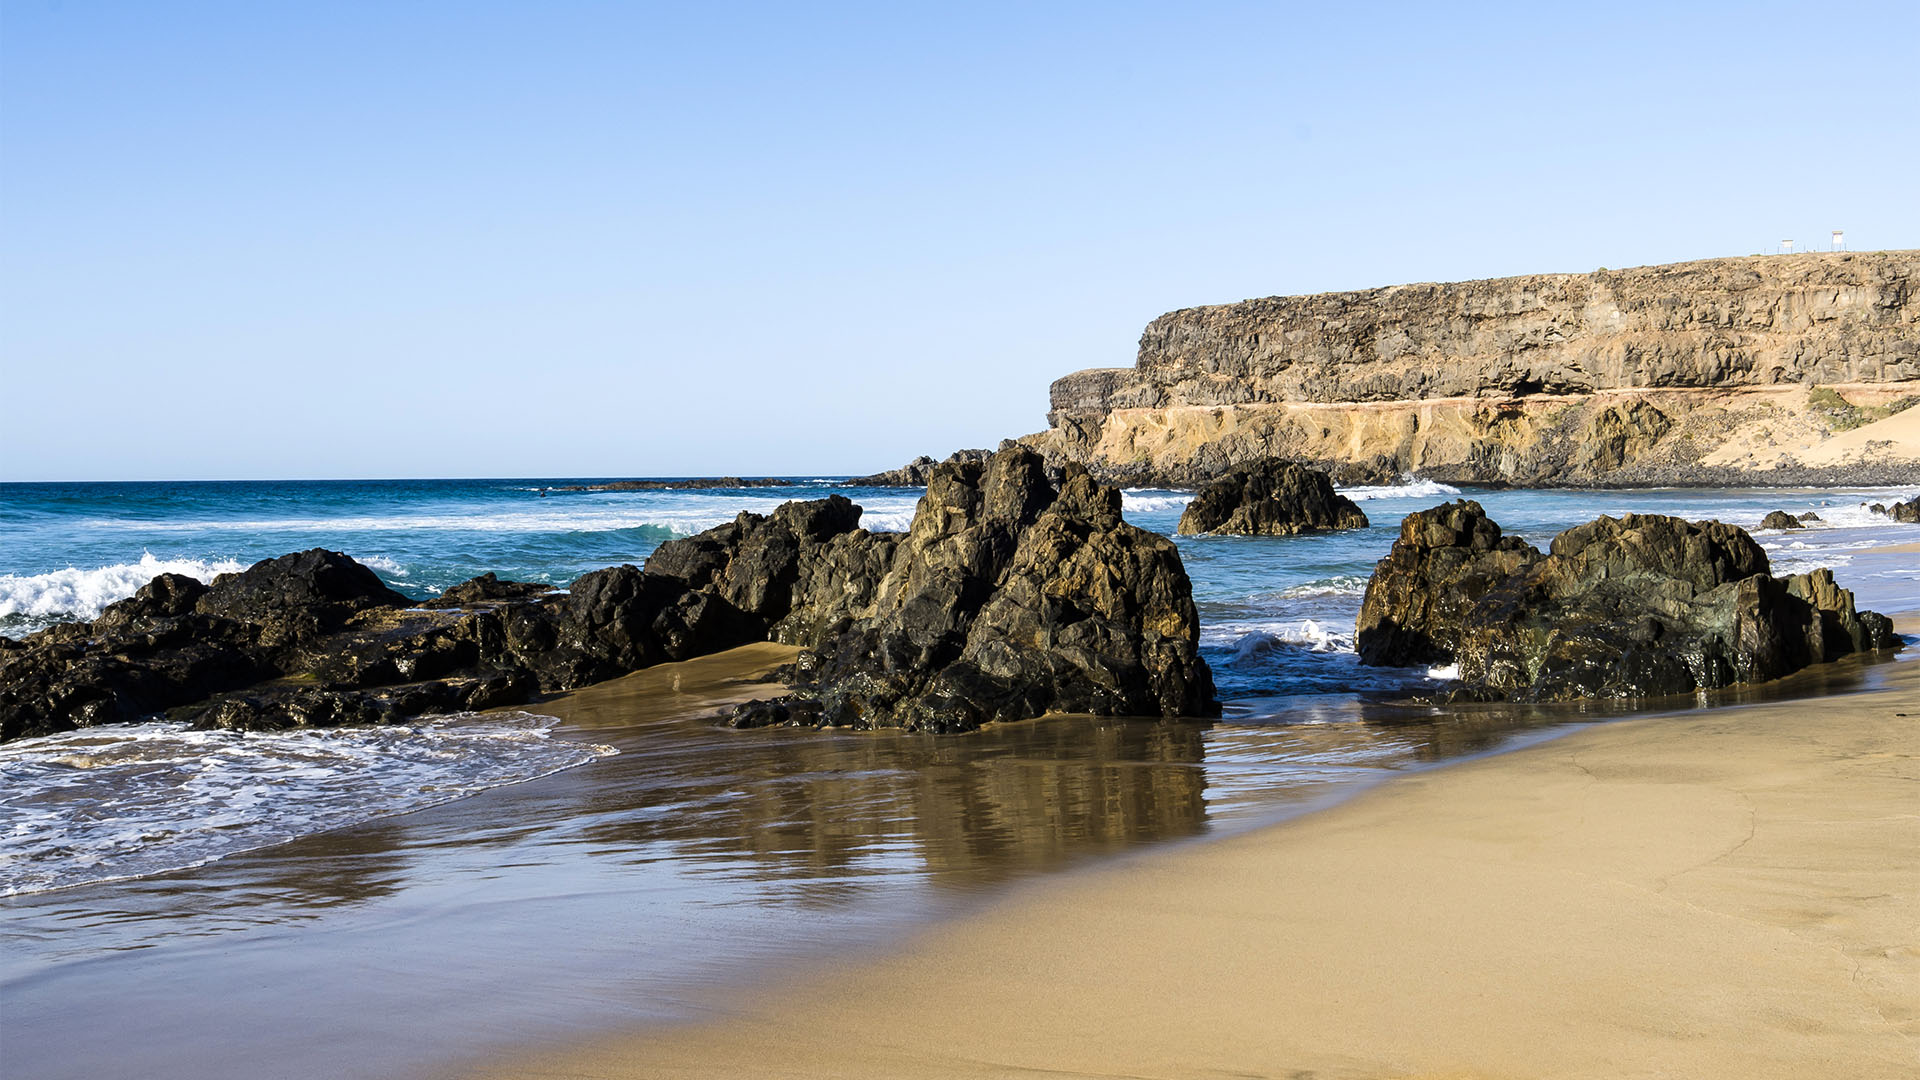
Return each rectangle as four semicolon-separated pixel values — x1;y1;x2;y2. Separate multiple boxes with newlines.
462;635;1920;1080
1702;400;1920;470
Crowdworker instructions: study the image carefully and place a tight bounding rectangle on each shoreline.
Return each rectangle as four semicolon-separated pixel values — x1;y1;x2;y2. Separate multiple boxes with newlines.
457;620;1920;1080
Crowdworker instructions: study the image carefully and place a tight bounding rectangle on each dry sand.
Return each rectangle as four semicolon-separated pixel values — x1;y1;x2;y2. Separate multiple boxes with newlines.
1704;399;1920;470
465;641;1920;1080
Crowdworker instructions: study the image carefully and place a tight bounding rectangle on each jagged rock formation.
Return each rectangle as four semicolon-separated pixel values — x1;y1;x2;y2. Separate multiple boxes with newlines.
1028;251;1920;486
733;449;1218;731
1759;511;1804;530
1355;502;1898;700
1354;501;1542;667
0;452;1216;743
1176;459;1368;536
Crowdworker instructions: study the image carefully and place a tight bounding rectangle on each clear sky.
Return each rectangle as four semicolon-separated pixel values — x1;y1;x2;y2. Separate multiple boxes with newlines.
4;1;1917;481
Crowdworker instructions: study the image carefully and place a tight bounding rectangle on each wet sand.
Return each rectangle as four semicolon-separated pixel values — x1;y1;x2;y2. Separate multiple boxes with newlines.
463;625;1920;1080
11;641;1605;1080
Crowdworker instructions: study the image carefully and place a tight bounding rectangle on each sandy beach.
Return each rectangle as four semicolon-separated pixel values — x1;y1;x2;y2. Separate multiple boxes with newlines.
463;623;1919;1080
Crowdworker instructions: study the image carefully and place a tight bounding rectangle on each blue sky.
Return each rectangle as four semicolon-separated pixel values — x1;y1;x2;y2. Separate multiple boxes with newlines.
4;1;1916;480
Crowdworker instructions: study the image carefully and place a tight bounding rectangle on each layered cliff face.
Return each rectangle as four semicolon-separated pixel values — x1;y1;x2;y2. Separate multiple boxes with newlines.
1031;251;1920;486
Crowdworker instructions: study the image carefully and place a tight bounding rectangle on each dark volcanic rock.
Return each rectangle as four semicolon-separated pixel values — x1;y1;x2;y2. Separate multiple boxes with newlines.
783;449;1217;731
1175;459;1369;536
846;447;998;487
1354;501;1542;667
422;572;557;608
3;456;1216;741
1797;512;1822;523
1871;495;1920;523
1356;505;1898;701
196;549;412;650
1760;510;1804;530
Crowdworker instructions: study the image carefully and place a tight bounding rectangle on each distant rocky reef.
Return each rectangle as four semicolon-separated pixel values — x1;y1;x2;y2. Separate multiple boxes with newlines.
845;447;1000;487
1022;251;1920;488
1355;500;1899;701
550;477;795;492
0;450;1216;743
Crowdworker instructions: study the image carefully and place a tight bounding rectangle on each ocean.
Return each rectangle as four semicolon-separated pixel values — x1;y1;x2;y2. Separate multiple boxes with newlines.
2;475;1917;1079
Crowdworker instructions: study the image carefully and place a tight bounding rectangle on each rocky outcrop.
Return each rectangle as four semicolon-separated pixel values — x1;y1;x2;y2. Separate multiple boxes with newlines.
1;453;1218;742
1870;496;1920;523
1760;511;1804;530
734;450;1218;731
1353;501;1543;667
1355;504;1898;701
1176;459;1368;536
1027;251;1920;486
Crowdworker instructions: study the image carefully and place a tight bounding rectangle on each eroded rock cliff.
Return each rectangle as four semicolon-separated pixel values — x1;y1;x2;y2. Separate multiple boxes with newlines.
1029;251;1920;486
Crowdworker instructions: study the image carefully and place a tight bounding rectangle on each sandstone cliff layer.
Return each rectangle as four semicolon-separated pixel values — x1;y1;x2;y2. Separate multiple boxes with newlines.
1031;251;1920;486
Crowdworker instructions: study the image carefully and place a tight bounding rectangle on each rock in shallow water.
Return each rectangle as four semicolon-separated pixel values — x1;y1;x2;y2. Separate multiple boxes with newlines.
0;451;1217;741
1176;459;1369;536
1869;495;1920;523
734;449;1218;731
1354;501;1898;701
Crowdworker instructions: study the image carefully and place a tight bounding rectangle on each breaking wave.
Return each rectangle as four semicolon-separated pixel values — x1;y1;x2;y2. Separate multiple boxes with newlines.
1121;490;1195;514
1337;478;1462;502
0;553;248;633
1269;575;1371;599
1215;619;1356;655
0;712;616;896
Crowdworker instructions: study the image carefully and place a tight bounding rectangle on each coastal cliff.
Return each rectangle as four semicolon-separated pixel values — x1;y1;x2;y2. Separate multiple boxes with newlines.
1029;251;1920;486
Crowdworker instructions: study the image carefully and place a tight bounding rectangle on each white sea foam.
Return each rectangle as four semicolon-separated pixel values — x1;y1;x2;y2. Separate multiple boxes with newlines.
1813;499;1920;529
857;508;918;533
0;553;249;627
1337;477;1462;502
1216;619;1356;656
86;494;927;542
1425;663;1460;681
0;712;616;896
1271;575;1371;599
1121;490;1194;514
1763;546;1857;576
357;554;408;577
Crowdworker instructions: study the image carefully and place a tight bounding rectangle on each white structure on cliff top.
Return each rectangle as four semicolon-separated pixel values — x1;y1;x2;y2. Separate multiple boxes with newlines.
1781;239;1795;254
1832;229;1845;251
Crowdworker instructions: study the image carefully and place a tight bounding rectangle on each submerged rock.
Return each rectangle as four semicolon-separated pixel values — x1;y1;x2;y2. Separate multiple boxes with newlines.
1175;459;1368;536
1760;510;1804;530
1356;504;1898;701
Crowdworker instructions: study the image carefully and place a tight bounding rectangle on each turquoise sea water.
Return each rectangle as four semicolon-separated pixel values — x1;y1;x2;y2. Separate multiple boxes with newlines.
1;475;1917;1080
